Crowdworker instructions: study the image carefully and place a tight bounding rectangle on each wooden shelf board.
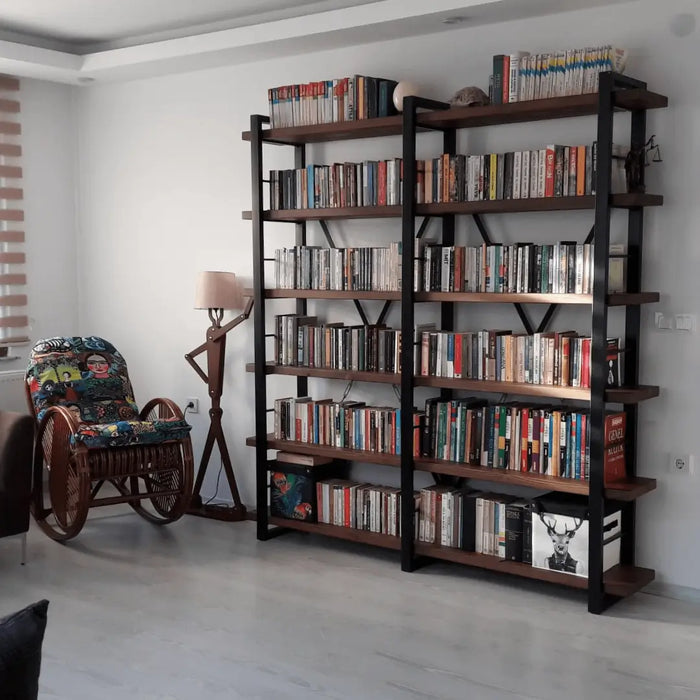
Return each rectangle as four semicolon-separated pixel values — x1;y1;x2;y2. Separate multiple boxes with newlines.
259;289;658;306
243;205;401;221
242;194;662;222
604;564;656;597
242;115;404;144
240;90;667;145
247;435;400;467
419;90;667;131
414;375;591;400
268;515;401;550
415;543;655;596
247;362;401;384
605;477;657;502
248;436;656;500
606;385;659;403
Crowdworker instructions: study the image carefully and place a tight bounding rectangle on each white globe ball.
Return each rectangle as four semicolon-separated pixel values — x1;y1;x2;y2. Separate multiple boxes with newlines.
392;81;420;112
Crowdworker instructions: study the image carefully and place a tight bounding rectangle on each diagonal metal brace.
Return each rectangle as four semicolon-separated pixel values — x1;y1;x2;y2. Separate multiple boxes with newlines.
472;213;534;335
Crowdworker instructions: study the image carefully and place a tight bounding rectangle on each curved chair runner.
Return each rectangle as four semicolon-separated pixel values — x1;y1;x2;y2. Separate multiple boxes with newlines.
25;336;194;541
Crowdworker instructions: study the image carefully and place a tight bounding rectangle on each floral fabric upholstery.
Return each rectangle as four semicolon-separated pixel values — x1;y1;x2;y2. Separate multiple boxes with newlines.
26;336;190;449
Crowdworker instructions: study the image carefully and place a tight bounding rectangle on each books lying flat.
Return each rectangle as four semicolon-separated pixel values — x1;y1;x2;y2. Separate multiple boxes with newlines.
275;452;334;467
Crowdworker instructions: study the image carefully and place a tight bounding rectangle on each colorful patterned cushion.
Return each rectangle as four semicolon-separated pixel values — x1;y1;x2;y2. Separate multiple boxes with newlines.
72;418;191;449
27;336;191;450
27;336;139;423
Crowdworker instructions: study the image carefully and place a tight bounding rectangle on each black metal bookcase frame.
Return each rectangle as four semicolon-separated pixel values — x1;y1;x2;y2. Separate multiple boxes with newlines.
246;72;667;613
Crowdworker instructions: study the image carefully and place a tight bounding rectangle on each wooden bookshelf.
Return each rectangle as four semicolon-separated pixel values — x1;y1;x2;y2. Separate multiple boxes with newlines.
241;90;668;145
246;435;656;501
242;194;662;222
248;73;668;613
261;289;660;306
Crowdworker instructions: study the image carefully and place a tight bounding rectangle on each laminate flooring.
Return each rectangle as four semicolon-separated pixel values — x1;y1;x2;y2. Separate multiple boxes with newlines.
1;510;699;700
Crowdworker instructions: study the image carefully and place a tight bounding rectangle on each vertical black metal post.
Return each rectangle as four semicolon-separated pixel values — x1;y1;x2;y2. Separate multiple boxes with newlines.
295;143;308;398
400;97;418;571
621;104;647;566
251;114;269;540
589;74;614;613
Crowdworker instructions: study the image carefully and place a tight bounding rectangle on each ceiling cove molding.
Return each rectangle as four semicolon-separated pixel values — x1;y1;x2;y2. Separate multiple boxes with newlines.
0;0;627;85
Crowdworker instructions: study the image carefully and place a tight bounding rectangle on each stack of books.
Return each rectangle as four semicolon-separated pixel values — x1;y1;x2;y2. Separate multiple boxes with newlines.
274;315;402;373
420;242;594;294
417;400;625;481
268;75;398;128
273;243;402;291
269;159;403;210
490;45;628;104
417;145;598;204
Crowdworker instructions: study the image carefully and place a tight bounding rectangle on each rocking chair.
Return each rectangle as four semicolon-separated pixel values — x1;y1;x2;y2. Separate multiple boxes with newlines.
25;336;194;541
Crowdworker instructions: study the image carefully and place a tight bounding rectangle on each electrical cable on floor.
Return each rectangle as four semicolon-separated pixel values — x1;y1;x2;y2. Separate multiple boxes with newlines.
204;458;225;506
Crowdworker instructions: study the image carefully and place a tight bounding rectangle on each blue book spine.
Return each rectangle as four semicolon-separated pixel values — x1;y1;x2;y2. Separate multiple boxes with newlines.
575;412;582;480
307;165;314;209
396;409;401;455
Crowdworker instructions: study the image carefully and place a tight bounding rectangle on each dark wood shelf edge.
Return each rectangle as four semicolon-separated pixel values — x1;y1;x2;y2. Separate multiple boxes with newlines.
241;89;667;144
247;436;656;500
256;289;658;305
246;363;657;403
416;543;655;597
268;515;401;550
241;194;662;221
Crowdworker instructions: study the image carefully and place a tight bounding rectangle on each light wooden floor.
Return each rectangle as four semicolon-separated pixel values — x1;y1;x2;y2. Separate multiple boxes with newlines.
1;510;699;700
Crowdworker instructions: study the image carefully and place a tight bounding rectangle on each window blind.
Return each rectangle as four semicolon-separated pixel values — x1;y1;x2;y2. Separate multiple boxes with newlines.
0;75;24;358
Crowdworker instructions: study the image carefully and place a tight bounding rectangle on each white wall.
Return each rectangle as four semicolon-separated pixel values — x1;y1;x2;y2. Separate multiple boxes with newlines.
2;78;79;379
75;0;700;589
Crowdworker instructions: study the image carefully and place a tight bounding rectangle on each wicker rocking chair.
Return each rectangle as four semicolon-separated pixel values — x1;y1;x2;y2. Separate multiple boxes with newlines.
25;336;194;541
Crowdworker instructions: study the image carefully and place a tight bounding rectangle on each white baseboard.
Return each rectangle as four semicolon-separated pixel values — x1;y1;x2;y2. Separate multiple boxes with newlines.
646;581;700;605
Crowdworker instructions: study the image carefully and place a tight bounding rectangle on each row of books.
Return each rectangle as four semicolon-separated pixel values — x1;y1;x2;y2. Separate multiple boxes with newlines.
416;146;598;204
418;330;620;388
317;479;408;536
273;397;409;455
269;160;403;210
490;45;628;104
418;399;626;481
421;243;594;294
271;396;627;482
418;487;535;560
273;244;403;291
274;316;402;373
268;75;398;129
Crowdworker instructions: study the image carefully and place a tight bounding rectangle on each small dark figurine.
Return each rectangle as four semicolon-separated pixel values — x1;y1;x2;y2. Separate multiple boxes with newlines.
449;86;490;107
625;134;662;193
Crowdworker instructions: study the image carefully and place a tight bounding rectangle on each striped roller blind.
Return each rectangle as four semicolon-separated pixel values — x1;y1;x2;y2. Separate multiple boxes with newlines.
0;75;25;356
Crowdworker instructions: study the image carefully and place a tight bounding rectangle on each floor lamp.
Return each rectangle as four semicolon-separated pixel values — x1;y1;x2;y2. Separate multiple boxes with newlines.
185;271;253;521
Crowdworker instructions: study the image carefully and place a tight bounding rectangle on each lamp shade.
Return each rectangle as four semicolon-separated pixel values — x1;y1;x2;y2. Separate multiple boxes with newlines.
194;271;244;310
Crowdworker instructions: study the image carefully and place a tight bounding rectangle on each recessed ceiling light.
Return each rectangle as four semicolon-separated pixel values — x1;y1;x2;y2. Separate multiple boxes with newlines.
442;16;466;24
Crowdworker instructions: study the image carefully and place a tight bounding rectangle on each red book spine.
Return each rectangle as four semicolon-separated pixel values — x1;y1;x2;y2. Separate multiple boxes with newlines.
378;160;387;206
454;333;462;378
520;408;529;472
582;338;591;388
502;55;510;103
545;146;556;197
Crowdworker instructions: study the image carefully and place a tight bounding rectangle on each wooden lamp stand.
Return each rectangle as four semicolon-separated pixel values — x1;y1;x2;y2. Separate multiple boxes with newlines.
185;271;253;521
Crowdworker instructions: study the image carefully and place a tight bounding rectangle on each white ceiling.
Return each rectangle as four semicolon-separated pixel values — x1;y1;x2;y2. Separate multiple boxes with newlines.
0;0;379;51
0;0;636;84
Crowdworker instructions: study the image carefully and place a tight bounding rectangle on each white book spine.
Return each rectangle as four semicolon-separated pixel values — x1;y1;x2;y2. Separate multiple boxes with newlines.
513;151;522;199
